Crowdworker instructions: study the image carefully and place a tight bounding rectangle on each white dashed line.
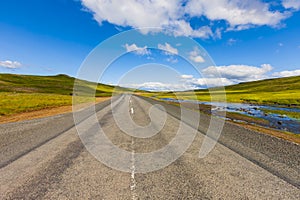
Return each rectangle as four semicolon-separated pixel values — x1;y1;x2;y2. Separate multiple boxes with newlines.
129;97;137;199
130;139;138;200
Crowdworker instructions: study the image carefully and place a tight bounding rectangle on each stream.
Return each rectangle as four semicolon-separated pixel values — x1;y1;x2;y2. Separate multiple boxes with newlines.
160;98;300;134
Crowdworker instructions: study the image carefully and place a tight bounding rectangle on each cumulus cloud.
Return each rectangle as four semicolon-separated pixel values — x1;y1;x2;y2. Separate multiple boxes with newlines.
81;0;293;38
282;0;300;10
227;38;237;46
183;77;233;88
180;74;194;79
81;0;183;33
192;78;234;88
180;74;234;88
166;56;178;63
185;0;289;30
189;47;205;63
272;69;300;77
168;21;214;38
200;64;300;86
124;43;150;55
178;63;296;89
202;64;273;83
158;43;178;55
0;60;22;69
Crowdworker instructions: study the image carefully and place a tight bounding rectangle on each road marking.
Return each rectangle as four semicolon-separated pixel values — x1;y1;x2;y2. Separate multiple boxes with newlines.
129;98;137;199
130;139;138;200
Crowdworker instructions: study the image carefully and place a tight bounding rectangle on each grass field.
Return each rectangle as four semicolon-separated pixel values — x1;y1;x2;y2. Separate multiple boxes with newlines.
0;73;132;116
0;93;71;115
147;76;300;107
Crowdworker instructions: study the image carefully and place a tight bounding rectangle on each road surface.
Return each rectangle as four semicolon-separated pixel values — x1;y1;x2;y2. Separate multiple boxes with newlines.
0;95;299;199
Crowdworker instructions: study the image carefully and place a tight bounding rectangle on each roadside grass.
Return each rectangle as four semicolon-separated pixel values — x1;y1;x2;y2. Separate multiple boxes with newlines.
0;93;97;116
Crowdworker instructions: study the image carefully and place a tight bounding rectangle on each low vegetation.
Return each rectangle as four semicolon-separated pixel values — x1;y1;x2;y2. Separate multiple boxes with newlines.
261;108;300;120
224;111;270;126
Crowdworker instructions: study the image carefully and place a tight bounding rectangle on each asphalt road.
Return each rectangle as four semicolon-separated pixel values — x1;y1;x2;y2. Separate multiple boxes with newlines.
0;95;299;199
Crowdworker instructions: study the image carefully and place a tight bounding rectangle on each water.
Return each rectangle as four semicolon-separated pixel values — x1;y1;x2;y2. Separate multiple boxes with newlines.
160;98;300;134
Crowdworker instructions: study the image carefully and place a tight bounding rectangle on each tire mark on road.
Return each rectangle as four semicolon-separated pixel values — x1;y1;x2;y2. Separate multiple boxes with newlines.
5;139;84;200
0;122;75;169
0;98;113;169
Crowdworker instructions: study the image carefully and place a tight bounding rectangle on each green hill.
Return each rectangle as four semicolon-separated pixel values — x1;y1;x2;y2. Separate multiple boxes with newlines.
0;73;121;96
224;75;300;93
0;73;133;116
154;76;300;106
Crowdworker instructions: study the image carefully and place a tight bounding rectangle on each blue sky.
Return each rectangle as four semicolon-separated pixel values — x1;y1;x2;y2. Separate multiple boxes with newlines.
0;0;299;90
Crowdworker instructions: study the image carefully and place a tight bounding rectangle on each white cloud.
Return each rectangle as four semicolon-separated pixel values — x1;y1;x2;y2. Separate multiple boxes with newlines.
227;38;237;46
180;74;194;79
158;43;178;55
166;56;178;63
180;74;234;88
189;47;205;63
272;69;300;77
168;20;214;38
191;77;234;87
185;0;289;30
124;43;150;55
0;60;22;69
81;0;184;34
81;0;293;38
202;64;273;82
282;0;300;10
